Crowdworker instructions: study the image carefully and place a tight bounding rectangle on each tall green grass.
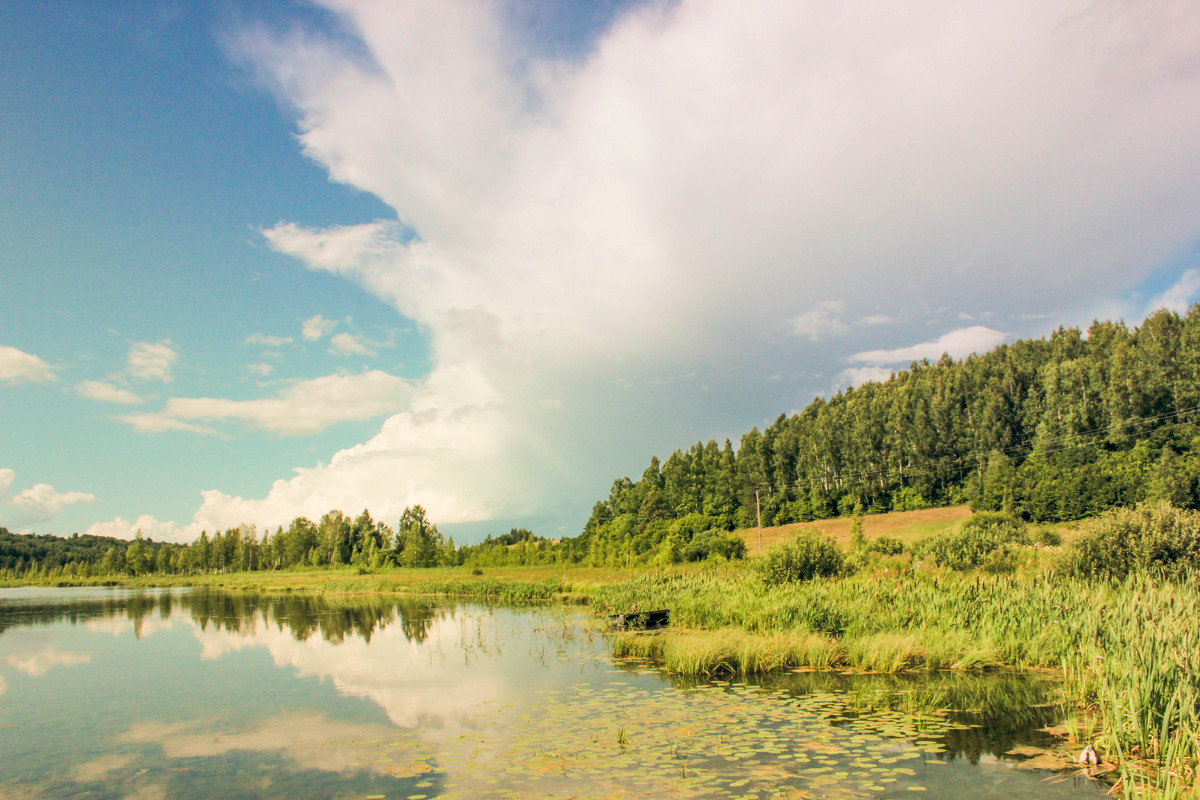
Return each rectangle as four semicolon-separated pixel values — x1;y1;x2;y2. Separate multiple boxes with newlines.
593;565;1200;795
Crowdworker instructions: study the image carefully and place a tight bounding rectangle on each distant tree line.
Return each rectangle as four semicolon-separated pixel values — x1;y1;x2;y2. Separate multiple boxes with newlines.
1;507;564;579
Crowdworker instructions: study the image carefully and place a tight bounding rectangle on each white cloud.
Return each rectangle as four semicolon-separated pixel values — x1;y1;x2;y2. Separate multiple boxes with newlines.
245;363;275;376
835;366;896;389
123;370;410;436
790;301;847;341
328;332;375;356
13;483;97;519
118;414;222;436
301;314;337;341
1148;269;1200;314
860;315;891;327
244;332;293;347
85;514;188;543
181;0;1200;531
0;344;55;384
852;326;1009;364
1;470;99;530
76;380;143;405
126;341;178;383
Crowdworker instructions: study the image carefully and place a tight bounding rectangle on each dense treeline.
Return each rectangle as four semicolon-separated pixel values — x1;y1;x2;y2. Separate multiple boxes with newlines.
1;506;460;580
0;529;158;574
0;505;567;579
574;305;1200;564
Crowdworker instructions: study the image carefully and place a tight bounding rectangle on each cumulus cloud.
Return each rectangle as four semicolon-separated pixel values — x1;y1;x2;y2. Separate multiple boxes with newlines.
0;344;55;384
1;470;96;527
244;332;293;347
85;514;186;543
301;314;337;341
790;301;848;341
121;370;411;436
163;0;1200;532
126;340;178;383
13;484;96;518
852;326;1009;364
76;380;143;405
328;332;375;356
245;363;275;376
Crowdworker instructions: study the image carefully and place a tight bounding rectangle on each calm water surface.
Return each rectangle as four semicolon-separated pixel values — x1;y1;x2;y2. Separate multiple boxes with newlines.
0;587;1107;799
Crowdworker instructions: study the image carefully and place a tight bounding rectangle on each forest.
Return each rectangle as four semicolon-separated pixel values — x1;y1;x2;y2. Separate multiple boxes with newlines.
5;304;1200;578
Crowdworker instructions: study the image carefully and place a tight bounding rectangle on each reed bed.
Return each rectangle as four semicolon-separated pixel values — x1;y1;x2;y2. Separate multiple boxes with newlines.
594;566;1200;796
612;628;841;675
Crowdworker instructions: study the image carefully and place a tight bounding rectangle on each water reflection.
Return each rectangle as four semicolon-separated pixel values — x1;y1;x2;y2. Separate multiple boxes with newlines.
0;588;1107;800
0;587;449;646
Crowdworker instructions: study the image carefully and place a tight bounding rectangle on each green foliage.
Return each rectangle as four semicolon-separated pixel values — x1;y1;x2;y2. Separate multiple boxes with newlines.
396;505;445;568
681;529;747;562
757;531;846;585
1058;502;1200;579
1030;525;1062;547
0;527;156;573
848;509;866;552
867;535;905;556
891;486;929;512
915;512;1029;570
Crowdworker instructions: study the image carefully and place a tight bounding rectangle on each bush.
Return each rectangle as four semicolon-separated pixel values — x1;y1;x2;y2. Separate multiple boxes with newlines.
757;532;845;585
915;512;1028;570
892;486;928;512
682;529;747;562
868;535;905;556
1058;502;1200;579
1031;526;1062;547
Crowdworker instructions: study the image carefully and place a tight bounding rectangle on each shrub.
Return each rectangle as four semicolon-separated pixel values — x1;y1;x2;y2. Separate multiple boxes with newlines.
868;535;905;556
757;532;845;585
682;529;747;562
1031;526;1062;547
915;512;1028;570
891;486;928;512
1058;502;1200;579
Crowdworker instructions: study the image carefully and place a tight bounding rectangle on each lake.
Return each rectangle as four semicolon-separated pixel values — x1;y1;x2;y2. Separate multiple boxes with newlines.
0;586;1108;799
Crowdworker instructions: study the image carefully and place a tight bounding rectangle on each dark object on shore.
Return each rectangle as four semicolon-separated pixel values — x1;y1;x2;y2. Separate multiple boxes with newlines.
610;609;670;629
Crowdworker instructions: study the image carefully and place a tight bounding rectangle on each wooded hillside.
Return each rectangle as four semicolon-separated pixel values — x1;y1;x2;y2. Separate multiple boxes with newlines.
577;306;1200;560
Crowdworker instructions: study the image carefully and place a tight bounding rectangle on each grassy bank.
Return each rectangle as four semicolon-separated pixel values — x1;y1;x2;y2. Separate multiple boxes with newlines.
0;563;634;596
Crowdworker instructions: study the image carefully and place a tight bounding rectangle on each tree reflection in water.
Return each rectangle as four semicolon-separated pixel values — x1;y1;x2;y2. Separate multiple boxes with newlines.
0;588;450;645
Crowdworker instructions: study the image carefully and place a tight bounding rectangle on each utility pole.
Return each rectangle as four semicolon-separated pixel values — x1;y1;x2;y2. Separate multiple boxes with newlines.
756;487;763;556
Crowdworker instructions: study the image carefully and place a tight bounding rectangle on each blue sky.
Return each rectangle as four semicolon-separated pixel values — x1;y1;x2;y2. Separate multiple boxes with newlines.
3;0;1199;542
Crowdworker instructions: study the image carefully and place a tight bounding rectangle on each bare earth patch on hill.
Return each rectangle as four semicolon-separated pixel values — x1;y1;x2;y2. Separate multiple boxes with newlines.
736;505;975;556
